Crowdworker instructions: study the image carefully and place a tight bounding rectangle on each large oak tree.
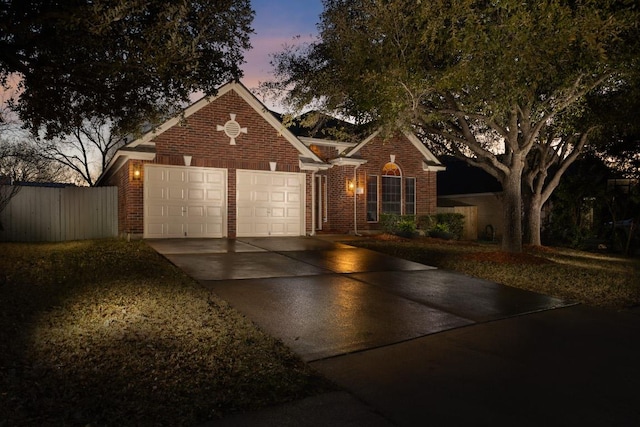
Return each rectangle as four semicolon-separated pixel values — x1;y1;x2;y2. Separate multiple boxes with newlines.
0;0;253;138
266;0;639;252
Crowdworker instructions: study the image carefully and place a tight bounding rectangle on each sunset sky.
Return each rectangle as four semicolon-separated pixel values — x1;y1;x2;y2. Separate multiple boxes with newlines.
242;0;323;89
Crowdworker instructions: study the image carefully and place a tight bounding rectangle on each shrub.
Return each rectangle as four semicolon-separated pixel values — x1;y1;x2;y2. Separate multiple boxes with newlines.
434;213;465;240
380;214;416;237
428;222;455;240
417;215;435;230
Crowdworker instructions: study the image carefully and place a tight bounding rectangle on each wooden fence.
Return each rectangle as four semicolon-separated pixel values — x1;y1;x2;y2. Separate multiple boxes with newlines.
0;185;118;242
437;205;478;240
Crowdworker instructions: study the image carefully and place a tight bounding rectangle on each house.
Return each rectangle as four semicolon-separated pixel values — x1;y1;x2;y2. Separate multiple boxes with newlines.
97;81;445;239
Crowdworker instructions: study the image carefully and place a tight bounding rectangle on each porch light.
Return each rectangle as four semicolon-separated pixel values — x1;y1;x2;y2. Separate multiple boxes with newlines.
132;165;142;181
346;179;355;193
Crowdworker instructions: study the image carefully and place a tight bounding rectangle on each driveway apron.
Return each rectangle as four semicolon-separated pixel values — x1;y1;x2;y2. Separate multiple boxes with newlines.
147;237;571;362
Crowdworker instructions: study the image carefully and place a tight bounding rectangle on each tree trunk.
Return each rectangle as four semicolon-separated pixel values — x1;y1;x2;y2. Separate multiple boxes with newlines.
527;193;543;246
501;171;524;253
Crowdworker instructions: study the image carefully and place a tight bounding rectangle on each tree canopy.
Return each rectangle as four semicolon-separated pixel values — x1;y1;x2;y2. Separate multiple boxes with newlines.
0;0;254;138
267;0;639;252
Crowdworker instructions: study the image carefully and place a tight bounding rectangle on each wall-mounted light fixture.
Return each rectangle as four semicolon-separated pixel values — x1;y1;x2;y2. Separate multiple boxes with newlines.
132;165;142;181
346;178;355;194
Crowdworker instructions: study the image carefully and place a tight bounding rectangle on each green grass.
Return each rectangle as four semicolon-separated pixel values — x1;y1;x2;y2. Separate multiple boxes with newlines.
0;240;334;427
349;236;640;310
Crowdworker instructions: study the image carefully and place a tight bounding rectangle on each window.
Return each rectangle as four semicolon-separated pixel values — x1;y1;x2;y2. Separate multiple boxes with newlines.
381;162;401;214
405;177;416;215
367;175;378;222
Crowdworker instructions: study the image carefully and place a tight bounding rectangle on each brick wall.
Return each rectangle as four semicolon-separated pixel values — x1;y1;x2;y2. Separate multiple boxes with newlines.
105;159;145;236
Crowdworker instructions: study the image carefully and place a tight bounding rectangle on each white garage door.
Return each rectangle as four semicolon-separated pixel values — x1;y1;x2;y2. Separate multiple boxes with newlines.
236;170;305;237
144;165;227;238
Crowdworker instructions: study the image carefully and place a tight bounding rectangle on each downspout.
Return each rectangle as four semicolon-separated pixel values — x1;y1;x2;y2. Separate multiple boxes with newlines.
310;170;316;236
353;164;361;236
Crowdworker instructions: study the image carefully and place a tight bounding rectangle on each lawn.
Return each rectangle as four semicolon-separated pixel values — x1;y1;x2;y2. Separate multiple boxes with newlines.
348;235;640;310
0;239;334;427
2;237;638;426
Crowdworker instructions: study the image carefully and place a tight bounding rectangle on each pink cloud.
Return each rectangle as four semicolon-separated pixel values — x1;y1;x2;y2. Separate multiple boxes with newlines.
241;34;317;90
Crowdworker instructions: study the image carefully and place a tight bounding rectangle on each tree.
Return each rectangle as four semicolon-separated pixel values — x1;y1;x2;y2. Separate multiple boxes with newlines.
0;138;64;230
522;105;596;246
266;0;639;252
0;0;253;138
543;153;611;248
43;118;128;186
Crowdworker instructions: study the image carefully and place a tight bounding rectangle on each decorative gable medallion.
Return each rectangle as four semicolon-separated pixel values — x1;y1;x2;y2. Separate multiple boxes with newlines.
217;113;248;145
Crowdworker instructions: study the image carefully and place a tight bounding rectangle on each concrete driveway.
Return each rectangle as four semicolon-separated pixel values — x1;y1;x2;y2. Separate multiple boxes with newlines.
148;237;640;426
147;236;570;362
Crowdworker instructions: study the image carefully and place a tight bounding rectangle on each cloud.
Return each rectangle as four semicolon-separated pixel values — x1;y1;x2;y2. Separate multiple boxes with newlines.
241;34;316;90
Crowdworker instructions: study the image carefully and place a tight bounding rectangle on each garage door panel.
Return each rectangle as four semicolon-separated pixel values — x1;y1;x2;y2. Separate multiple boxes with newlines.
146;167;165;181
287;193;300;203
271;191;285;202
167;170;185;183
167;223;184;235
145;165;226;238
255;191;269;202
186;223;204;234
147;187;165;200
207;206;222;216
207;172;223;184
254;223;270;235
147;205;165;217
236;223;252;235
287;207;300;218
237;207;253;217
168;187;184;200
187;188;205;201
167;205;184;217
255;207;269;217
270;223;285;235
206;189;223;201
187;206;204;217
146;223;164;236
188;171;205;183
237;173;252;186
286;177;301;186
270;176;285;186
287;222;301;234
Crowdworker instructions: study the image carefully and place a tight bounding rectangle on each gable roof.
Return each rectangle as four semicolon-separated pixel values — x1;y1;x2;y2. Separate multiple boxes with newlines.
345;130;445;171
127;82;322;164
437;156;502;196
98;81;325;184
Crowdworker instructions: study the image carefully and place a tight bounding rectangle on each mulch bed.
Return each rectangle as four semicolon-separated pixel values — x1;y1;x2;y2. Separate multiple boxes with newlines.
370;233;552;264
462;251;553;265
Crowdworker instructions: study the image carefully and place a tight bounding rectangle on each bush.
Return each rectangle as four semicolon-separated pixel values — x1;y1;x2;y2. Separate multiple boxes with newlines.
380;214;416;237
428;222;455;240
434;213;465;240
417;215;436;230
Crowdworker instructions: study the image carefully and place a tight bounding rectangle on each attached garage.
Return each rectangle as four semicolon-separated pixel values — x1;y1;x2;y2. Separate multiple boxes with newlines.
144;165;227;238
236;170;305;237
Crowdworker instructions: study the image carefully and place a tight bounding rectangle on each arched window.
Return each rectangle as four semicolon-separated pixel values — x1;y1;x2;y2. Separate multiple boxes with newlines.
381;162;402;214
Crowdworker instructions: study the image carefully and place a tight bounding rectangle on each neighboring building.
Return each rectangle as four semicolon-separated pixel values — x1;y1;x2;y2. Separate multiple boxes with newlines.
97;81;445;238
437;156;503;240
